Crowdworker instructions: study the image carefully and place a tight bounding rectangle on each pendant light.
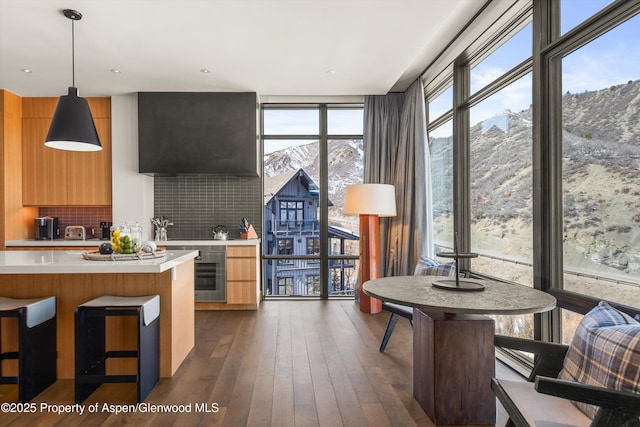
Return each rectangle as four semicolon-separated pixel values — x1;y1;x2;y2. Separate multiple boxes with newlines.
45;9;102;152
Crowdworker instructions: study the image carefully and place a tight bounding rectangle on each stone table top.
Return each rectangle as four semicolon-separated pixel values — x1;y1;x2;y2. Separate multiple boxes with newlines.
363;276;556;315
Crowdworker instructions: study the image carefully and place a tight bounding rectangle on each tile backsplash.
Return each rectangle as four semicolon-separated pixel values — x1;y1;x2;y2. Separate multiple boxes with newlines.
39;207;112;239
154;175;262;240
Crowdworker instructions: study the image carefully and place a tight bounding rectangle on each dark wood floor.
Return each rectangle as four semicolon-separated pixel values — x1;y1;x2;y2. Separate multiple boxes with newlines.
0;300;518;426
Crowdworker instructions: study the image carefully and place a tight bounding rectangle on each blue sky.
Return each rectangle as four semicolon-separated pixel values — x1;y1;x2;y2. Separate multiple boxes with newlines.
263;109;363;154
430;1;639;137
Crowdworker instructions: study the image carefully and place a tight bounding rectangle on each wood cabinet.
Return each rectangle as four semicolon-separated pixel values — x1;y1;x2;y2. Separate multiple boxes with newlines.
21;97;112;206
1;90;39;247
226;245;260;306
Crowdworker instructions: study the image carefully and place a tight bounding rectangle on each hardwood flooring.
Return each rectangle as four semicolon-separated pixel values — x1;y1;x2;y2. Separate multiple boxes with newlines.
0;300;518;426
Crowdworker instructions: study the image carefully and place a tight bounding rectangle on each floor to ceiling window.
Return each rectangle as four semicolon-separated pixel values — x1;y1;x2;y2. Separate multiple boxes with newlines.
424;0;640;351
428;73;455;254
262;105;363;298
429;8;535;340
558;2;640;342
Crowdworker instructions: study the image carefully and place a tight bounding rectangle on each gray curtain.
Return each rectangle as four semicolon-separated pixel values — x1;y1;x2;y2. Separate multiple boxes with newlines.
363;79;432;276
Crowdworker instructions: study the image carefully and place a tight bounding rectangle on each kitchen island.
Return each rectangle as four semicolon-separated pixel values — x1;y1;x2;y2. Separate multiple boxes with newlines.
0;249;197;379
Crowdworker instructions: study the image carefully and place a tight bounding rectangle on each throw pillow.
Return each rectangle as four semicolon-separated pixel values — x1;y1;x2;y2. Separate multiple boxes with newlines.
413;255;456;278
558;301;640;419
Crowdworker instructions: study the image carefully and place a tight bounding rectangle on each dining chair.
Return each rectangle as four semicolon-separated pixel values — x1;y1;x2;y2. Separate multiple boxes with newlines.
378;256;456;352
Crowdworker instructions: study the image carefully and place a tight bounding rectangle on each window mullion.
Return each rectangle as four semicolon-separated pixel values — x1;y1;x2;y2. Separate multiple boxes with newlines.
319;105;329;299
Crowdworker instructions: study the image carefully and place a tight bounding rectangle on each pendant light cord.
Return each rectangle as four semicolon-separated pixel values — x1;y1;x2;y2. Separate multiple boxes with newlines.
71;18;75;87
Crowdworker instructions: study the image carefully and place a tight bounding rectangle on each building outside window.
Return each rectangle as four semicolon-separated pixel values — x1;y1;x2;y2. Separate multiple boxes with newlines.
278;277;293;295
277;238;294;266
306;275;320;295
277;238;293;255
280;201;304;224
307;238;320;255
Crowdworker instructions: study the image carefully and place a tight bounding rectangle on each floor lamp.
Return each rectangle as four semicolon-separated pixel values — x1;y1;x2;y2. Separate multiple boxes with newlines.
344;184;397;314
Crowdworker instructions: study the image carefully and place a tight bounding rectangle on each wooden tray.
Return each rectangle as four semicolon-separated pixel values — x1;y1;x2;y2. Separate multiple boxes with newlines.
82;248;167;261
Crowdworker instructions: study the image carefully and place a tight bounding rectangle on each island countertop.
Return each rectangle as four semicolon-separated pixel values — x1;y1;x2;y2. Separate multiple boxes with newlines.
0;249;198;274
0;249;197;378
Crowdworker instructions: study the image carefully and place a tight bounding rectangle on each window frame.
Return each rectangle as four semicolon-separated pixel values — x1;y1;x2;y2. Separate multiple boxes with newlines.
423;0;640;369
262;104;363;299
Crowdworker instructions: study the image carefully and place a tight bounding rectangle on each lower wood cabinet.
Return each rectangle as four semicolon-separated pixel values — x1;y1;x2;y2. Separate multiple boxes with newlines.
226;245;260;306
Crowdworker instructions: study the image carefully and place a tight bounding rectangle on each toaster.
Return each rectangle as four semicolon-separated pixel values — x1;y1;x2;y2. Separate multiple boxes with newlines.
64;226;86;240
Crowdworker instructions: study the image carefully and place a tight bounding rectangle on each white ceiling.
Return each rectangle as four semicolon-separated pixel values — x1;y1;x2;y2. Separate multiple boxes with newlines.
0;0;485;98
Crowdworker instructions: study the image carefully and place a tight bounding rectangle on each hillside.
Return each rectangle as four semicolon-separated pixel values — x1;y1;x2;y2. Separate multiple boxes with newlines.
434;79;640;277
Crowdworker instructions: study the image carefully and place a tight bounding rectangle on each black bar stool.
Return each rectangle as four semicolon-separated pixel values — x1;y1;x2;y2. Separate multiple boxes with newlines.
0;296;57;402
75;295;160;403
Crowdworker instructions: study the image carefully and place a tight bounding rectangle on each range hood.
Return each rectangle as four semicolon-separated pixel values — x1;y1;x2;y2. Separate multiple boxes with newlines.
138;92;259;176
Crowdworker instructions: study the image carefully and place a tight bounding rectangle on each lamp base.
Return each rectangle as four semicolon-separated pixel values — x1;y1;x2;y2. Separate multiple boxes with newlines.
359;214;382;314
432;279;485;291
359;289;382;314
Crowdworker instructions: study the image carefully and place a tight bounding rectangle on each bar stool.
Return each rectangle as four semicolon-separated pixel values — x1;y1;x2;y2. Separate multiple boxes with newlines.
0;296;57;402
75;295;160;403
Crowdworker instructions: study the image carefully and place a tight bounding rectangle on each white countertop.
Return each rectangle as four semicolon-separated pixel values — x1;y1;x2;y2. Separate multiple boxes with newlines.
5;239;110;247
5;239;260;247
0;249;198;274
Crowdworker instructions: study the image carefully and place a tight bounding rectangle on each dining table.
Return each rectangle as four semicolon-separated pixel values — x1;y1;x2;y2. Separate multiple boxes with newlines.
363;275;556;425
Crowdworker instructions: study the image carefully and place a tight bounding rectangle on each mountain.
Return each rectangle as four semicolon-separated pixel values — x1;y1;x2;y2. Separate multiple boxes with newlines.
264;139;364;218
432;79;640;276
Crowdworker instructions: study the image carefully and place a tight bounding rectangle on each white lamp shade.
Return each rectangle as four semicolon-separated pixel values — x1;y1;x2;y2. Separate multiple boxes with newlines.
343;184;397;217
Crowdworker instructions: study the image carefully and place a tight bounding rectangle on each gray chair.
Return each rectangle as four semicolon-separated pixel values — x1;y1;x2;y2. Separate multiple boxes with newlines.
378;257;455;352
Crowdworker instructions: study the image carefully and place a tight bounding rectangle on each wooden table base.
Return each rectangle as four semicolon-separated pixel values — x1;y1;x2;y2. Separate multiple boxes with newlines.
413;308;496;425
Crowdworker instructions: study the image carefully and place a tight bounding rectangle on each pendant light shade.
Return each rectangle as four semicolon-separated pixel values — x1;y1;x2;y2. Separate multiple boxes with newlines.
45;9;102;152
45;87;101;151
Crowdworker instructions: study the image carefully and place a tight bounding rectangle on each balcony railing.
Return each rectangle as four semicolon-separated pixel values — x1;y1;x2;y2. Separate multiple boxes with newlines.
269;218;320;234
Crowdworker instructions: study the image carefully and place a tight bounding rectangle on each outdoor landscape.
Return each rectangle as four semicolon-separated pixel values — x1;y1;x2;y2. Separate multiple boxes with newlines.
264;138;364;235
263;80;640;337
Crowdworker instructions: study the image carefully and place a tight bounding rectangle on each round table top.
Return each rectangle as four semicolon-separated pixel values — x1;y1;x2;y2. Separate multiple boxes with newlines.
363;276;556;315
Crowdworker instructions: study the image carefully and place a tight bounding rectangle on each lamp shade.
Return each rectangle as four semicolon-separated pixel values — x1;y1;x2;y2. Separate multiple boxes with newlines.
44;87;102;152
343;183;397;217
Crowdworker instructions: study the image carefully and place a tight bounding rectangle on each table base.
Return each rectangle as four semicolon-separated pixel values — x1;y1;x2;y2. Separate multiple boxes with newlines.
413;309;495;425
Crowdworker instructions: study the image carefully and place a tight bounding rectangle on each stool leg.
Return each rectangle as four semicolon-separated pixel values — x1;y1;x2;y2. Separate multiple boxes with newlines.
19;316;56;402
0;317;3;379
137;314;159;402
75;307;106;403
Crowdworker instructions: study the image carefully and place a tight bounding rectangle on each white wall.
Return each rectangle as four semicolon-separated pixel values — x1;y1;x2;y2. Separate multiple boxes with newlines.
111;95;155;240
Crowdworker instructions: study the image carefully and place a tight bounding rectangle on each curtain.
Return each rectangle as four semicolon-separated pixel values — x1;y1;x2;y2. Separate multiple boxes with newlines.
363;79;433;276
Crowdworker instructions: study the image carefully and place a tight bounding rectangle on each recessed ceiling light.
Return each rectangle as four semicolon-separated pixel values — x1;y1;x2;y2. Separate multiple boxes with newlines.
326;69;336;75
110;69;122;74
21;68;33;73
200;68;211;74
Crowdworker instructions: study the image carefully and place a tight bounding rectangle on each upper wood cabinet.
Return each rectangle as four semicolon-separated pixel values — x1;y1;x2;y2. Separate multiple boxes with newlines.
22;98;112;206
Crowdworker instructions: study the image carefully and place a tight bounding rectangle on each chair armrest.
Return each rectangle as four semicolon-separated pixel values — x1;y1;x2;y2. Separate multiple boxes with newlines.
495;335;569;380
535;376;640;416
495;335;568;355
